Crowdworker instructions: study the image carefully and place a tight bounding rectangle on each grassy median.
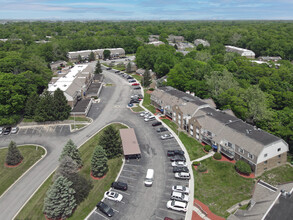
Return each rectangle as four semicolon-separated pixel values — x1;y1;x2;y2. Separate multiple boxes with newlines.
16;123;126;220
0;145;45;197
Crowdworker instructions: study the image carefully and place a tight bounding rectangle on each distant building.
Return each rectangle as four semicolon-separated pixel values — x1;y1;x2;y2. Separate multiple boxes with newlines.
50;60;67;72
149;35;160;42
148;41;165;46
194;39;210;47
225;46;255;59
175;42;194;50
68;48;125;62
168;35;184;43
258;56;282;62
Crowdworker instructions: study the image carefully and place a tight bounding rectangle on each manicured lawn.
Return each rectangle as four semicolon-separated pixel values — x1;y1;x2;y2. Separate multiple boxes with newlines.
68;116;90;122
161;119;178;133
194;158;254;218
16;123;126;220
0;145;46;197
131;106;144;112
131;74;142;83
142;90;156;114
258;164;293;186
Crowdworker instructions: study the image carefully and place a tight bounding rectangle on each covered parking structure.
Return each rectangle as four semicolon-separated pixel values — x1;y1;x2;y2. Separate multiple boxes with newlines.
119;128;141;159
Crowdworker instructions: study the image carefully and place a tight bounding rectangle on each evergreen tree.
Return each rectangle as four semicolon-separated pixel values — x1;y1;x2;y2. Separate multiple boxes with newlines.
34;91;55;122
142;69;151;87
99;125;122;159
103;50;111;60
78;55;82;63
43;176;76;219
126;62;132;73
5;141;23;166
91;145;108;178
59;139;83;168
24;92;39;118
53;88;71;121
88;52;95;62
54;156;79;181
94;60;102;74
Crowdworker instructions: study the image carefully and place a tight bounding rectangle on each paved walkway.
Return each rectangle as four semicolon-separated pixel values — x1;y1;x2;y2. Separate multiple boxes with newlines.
191;151;215;163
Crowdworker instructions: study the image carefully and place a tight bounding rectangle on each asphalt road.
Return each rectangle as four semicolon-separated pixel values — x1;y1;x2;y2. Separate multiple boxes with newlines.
0;68;188;220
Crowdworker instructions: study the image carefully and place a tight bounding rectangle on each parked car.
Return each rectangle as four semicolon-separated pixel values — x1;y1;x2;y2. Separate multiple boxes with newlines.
132;82;140;86
11;127;19;134
166;200;187;212
144;115;155;122
130;99;140;104
152;121;162;127
106;67;112;70
133;86;141;90
140;111;148;117
104;191;123;202
170;155;186;162
164;218;174;220
173;166;189;173
143;112;151;118
156;127;168;132
171;161;187;167
129;79;136;83
127;76;133;79
172;185;190;194
96;201;114;217
128;103;133;107
175;172;190;180
167;150;184;157
115;70;120;73
0;127;3;135
111;181;128;191
161;133;173;140
170;191;189;203
3;127;12;135
131;94;143;99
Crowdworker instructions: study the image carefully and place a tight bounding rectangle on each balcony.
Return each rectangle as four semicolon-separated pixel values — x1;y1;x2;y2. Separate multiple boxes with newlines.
202;136;213;146
220;145;235;159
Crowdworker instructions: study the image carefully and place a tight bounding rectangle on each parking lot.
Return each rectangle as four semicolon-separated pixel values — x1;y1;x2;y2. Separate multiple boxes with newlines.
88;112;188;220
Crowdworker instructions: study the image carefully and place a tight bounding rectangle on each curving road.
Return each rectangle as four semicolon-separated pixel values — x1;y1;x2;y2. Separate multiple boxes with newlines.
0;68;191;220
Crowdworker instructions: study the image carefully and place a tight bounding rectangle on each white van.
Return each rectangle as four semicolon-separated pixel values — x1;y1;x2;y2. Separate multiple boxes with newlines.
144;169;154;186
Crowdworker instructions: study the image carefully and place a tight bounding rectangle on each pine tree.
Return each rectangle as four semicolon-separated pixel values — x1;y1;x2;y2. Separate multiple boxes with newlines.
53;88;71;121
88;52;95;62
59;139;83;168
54;156;78;181
34;91;55;122
126;62;132;73
91;145;108;178
5;141;23;166
24;92;39;118
142;69;151;87
43;176;76;219
94;60;102;74
99;125;122;159
78;55;82;63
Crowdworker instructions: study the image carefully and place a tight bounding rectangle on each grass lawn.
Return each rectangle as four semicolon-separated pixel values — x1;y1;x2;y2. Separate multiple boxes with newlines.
71;124;86;130
16;123;126;220
142;90;156;114
68;116;90;122
258;164;293;186
131;106;144;112
131;74;142;83
161;119;178;133
194;158;254;218
0;145;46;197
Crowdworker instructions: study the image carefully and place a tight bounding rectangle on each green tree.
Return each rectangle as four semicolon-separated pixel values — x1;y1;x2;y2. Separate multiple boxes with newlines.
88;52;95;62
235;160;252;175
43;176;76;219
99;125;122;159
34;91;55;122
53;88;71;121
59;139;83;168
103;50;111;60
78;55;82;63
126;62;132;73
142;69;152;87
5;141;23;166
54;156;79;181
91;145;108;178
94;60;102;74
24;92;40;118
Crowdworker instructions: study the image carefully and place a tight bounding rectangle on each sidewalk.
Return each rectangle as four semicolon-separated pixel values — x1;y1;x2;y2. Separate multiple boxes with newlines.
191;151;215;163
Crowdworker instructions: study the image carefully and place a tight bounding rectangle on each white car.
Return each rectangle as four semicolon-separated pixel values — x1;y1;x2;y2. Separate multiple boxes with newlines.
0;127;3;135
172;185;190;194
144;112;151;118
171;161;187;167
171;191;189;203
175;172;190;180
166;200;187;212
161;133;173;140
11;127;19;134
104;191;123;202
144;115;155;122
140;111;148;117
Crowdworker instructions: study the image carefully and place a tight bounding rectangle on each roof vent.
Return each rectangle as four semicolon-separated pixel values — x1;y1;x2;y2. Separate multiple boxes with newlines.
63;84;67;87
207;112;213;116
229;120;233;123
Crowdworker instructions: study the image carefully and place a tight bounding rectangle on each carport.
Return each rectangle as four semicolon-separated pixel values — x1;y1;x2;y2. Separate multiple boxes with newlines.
119;128;141;159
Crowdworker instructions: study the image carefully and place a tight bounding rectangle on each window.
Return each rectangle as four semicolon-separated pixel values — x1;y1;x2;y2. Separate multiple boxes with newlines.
264;167;267;171
248;153;254;159
264;153;267;157
277;148;281;152
278;155;281;158
264;161;267;164
227;142;232;148
238;148;244;154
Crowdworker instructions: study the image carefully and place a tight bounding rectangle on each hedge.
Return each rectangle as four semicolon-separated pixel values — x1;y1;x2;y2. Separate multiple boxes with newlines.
204;145;212;152
235;160;252;175
213;152;222;160
198;164;207;172
193;161;201;166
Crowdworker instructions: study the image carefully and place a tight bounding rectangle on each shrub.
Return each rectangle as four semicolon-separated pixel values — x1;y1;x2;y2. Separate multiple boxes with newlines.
149;88;154;91
213;152;222;160
198;164;207;172
193;161;201;166
204;145;212;152
235;160;252;175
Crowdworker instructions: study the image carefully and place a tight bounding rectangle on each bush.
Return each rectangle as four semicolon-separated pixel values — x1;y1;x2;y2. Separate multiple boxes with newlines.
213;152;222;160
193;161;201;166
149;88;154;91
198;164;207;172
204;145;212;152
235;160;252;175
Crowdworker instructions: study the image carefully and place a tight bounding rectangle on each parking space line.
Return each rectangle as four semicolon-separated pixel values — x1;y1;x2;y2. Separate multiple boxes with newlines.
121;201;125;204
112;208;119;213
94;210;110;219
155;217;164;220
161;199;169;203
122;169;140;174
124;163;141;167
127;184;135;187
119;175;138;181
159;208;186;217
113;190;130;196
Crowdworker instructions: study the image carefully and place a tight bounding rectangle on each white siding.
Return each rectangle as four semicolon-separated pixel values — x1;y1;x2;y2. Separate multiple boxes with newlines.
257;140;288;163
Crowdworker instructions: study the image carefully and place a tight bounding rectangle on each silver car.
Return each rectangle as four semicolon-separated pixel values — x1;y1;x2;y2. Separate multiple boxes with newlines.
161;133;173;140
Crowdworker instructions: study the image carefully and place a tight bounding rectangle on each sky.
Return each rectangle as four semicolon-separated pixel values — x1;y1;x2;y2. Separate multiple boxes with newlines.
0;0;293;20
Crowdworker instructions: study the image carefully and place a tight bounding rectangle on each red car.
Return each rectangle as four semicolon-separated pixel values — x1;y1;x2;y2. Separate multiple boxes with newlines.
132;83;140;86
